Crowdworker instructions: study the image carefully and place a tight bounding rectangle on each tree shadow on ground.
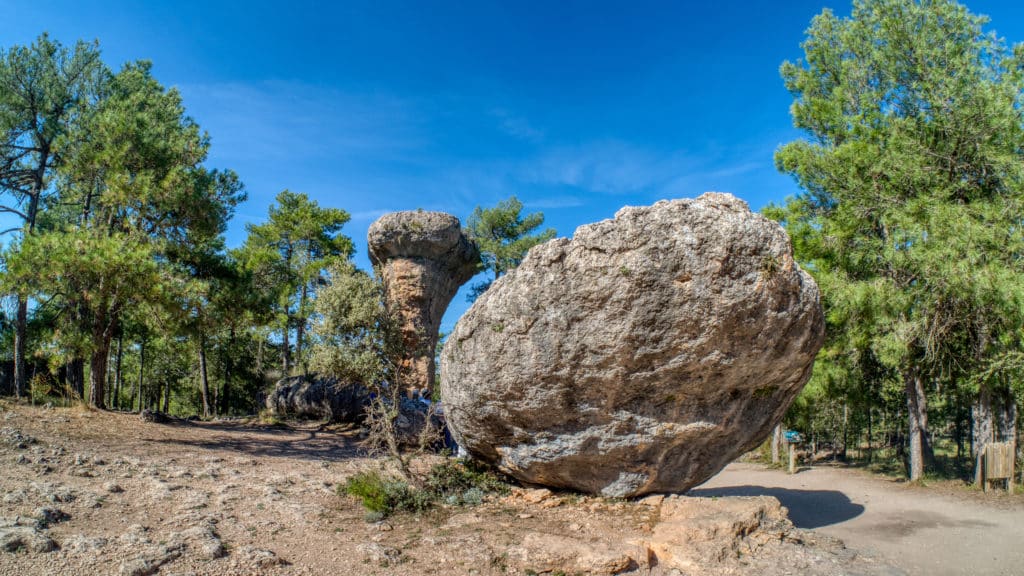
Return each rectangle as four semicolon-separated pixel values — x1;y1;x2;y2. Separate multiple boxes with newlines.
686;485;865;529
142;420;366;463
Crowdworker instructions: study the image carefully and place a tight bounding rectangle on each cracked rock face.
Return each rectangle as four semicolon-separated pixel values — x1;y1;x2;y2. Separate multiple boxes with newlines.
368;211;479;394
441;193;825;497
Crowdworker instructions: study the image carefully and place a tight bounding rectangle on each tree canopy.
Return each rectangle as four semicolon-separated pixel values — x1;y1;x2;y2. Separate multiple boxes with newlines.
771;0;1024;481
465;195;555;300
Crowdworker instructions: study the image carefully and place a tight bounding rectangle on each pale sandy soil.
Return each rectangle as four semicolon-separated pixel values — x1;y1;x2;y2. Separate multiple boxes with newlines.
0;400;920;576
0;402;662;576
694;462;1024;576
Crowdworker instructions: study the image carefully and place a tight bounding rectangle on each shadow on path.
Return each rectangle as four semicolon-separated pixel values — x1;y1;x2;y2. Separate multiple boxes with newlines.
143;420;366;463
687;485;865;529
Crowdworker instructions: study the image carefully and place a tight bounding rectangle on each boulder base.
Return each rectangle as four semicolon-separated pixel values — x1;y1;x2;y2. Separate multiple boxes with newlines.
441;193;824;496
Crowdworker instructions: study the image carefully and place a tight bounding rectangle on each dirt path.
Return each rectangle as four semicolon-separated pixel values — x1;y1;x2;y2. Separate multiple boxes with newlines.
693;462;1024;576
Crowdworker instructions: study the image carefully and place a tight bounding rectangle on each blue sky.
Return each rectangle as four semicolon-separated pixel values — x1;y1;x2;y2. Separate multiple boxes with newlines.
3;0;1024;330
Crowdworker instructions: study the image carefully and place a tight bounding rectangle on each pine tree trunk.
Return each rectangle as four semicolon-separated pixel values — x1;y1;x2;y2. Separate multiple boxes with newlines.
771;424;783;464
114;335;123;410
841;403;849;460
973;387;994;486
12;174;44;400
198;332;211;419
296;284;308;374
867;405;873;463
13;297;28;399
221;327;234;415
282;317;291;377
89;344;109;409
905;368;928;481
137;340;146;412
69;358;85;400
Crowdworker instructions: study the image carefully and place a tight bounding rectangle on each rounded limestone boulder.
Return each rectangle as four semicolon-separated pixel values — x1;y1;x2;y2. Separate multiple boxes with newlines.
440;193;825;497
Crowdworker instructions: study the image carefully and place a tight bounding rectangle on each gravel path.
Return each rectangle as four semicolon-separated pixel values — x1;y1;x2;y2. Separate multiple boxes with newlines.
693;462;1024;576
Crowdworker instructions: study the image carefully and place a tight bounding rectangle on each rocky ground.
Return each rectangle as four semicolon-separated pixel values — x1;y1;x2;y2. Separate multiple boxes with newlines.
0;400;901;576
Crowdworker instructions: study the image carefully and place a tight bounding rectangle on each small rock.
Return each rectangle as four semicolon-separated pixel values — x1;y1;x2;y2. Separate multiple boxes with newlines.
0;526;58;553
517;513;533;520
30;481;76;503
640;494;665;508
374;521;393;532
118;525;152;546
104;482;125;493
169;524;225;560
34;506;70;527
120;544;184;576
2;490;26;504
357;542;401;566
569;523;583;531
239;545;283;568
62;534;108;552
521;488;553;504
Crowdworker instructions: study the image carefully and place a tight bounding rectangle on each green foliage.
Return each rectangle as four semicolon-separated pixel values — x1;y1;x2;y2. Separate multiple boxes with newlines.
774;0;1024;478
424;458;510;499
341;460;509;517
309;263;392;387
241;190;353;376
342;470;431;516
465;196;555;300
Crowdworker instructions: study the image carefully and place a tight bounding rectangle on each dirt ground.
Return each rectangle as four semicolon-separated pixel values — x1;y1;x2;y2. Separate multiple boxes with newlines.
694;461;1024;576
0;401;966;576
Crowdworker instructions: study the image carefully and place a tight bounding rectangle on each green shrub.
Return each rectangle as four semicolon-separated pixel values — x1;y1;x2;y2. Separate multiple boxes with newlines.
342;470;430;516
341;460;510;517
425;459;509;499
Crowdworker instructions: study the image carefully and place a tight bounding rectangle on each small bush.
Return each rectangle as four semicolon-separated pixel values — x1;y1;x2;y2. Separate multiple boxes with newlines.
425;459;509;499
342;470;431;516
341;460;509;517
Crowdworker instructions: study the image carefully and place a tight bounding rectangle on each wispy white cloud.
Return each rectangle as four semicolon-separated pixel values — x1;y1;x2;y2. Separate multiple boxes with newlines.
523;195;585;209
490;108;545;143
349;208;394;222
178;80;423;165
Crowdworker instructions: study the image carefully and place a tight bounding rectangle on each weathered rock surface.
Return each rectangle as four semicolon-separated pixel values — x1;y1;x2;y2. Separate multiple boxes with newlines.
442;193;825;496
265;375;368;422
368;211;479;394
504;495;900;576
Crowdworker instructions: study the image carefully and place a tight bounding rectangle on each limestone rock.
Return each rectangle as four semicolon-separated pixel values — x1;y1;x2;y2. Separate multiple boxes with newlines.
442;193;824;496
507;532;644;575
264;375;368;422
649;496;790;570
368;211;479;394
0;525;57;553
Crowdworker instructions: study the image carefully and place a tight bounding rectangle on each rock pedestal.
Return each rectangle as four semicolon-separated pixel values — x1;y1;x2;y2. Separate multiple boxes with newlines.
368;211;479;395
441;193;825;496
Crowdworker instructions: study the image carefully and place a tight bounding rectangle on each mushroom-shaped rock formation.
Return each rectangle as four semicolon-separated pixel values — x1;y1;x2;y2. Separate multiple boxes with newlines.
441;193;825;497
368;211;480;395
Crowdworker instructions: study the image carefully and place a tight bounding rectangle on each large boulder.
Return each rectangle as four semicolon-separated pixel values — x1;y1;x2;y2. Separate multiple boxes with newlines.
264;375;368;422
368;211;479;396
441;193;825;497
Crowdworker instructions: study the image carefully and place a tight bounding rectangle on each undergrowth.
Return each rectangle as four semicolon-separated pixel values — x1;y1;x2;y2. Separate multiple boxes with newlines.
342;459;510;518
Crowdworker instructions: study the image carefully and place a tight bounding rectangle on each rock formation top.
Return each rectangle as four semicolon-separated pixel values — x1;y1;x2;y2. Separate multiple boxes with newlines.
368;211;479;278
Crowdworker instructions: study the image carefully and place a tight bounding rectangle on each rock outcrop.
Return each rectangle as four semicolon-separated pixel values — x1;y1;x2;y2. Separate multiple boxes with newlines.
504;494;896;576
368;211;479;395
264;375;368;422
441;193;825;496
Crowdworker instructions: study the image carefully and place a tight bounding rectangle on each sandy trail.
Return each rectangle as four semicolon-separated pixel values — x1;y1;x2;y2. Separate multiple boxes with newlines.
693;462;1024;576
